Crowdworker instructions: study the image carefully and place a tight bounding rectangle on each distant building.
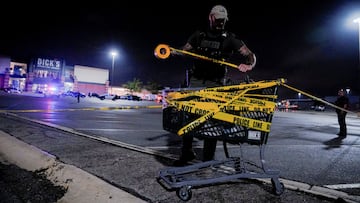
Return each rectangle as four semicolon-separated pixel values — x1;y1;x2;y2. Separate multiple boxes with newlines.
72;65;109;94
0;55;27;91
27;57;65;93
0;55;110;95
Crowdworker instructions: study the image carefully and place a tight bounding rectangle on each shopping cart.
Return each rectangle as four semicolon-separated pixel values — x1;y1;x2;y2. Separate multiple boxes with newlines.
157;78;286;201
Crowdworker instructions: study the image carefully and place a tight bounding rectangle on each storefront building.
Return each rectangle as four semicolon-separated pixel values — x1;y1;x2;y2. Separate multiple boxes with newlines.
0;55;109;95
0;56;27;92
27;57;65;94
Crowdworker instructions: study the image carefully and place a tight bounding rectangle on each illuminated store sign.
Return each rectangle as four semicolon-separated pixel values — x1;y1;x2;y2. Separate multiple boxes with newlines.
36;58;61;70
30;57;64;83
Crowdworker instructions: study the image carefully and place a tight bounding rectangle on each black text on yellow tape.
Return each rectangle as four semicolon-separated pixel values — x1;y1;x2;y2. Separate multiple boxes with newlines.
168;101;272;134
169;100;275;115
167;90;277;110
215;112;271;132
177;86;259;136
165;79;285;136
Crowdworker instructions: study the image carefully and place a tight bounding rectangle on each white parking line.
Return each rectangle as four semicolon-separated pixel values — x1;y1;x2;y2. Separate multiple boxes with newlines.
324;183;360;189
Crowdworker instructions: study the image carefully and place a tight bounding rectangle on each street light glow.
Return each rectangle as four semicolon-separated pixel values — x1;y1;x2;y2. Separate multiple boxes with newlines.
346;88;350;94
110;50;118;89
110;51;118;58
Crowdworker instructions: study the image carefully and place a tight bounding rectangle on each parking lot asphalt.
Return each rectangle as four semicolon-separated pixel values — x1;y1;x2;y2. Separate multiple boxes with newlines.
1;112;359;203
1;91;359;202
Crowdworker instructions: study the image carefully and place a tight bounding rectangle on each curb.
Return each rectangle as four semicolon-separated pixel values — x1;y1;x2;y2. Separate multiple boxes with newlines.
280;179;360;203
0;130;146;203
256;178;360;203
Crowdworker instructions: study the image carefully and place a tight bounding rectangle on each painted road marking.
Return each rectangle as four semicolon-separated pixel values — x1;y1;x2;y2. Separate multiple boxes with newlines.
323;183;360;189
0;105;162;113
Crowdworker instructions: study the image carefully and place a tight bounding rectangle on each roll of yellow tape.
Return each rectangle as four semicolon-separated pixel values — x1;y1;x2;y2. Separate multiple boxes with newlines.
154;44;171;59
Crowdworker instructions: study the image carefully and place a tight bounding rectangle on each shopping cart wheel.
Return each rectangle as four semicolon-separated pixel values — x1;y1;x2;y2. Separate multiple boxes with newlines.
271;178;285;195
176;186;192;201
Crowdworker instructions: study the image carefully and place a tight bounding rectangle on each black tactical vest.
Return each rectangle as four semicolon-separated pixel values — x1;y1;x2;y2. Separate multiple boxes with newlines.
191;31;230;81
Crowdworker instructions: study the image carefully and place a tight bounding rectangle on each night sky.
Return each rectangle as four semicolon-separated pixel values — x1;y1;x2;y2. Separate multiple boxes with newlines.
1;0;360;98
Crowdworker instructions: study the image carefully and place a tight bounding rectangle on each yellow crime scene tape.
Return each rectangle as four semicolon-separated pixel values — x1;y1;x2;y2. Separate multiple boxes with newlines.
155;43;360;137
281;83;359;116
154;44;239;69
169;100;274;114
168;90;277;108
166;80;282;136
168;100;274;133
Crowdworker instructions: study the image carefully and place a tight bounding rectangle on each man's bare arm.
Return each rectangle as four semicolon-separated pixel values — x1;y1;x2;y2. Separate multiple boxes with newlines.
238;45;256;72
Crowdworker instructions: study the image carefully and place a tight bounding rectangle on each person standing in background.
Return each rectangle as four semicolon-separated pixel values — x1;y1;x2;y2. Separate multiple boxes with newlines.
77;91;81;103
335;89;349;138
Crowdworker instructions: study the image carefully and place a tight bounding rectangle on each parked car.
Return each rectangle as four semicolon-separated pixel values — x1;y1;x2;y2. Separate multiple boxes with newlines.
43;86;62;98
89;92;100;98
62;91;86;98
312;105;326;111
311;101;326;111
4;87;21;94
98;93;116;100
115;94;142;101
128;95;142;101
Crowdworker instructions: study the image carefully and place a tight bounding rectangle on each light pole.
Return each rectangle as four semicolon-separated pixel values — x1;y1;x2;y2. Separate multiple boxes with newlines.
354;18;360;93
110;51;117;93
354;18;360;67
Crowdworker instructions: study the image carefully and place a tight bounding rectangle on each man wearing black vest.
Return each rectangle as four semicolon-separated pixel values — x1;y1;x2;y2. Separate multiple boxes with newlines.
173;5;257;166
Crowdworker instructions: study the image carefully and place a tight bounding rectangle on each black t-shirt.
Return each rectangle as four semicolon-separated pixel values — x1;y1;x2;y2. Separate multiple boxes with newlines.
187;30;245;81
335;95;349;113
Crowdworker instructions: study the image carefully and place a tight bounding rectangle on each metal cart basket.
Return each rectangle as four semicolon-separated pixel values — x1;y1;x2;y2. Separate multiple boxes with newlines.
157;78;286;201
